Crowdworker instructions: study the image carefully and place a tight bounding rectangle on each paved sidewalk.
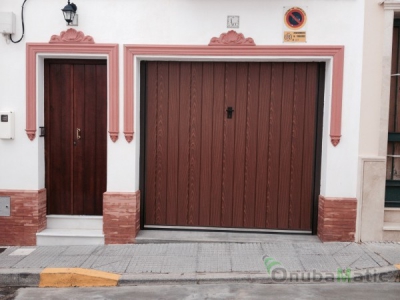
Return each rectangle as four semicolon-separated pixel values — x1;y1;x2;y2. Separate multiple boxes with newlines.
1;241;400;286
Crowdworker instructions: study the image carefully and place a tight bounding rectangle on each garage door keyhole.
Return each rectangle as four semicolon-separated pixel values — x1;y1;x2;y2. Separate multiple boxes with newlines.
226;106;235;119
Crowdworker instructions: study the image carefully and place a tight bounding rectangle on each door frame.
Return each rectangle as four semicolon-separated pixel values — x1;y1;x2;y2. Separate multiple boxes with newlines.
138;60;325;234
26;31;119;217
124;40;344;235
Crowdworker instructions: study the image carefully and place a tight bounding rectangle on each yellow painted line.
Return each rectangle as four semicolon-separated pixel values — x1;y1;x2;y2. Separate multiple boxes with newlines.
39;268;120;287
395;264;400;270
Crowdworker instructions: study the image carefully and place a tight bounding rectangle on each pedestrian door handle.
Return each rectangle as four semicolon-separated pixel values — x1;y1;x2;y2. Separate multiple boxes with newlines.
76;128;81;140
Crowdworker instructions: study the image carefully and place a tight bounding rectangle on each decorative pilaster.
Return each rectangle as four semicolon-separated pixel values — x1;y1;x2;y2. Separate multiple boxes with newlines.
317;196;357;242
103;191;140;244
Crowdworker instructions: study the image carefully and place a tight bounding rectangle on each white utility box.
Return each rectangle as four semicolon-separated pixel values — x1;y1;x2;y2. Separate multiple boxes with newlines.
0;12;16;35
0;111;15;139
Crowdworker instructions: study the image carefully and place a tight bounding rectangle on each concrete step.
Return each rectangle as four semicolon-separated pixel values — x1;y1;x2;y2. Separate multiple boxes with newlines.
384;208;400;223
135;230;320;244
383;221;400;241
36;229;104;246
46;215;103;230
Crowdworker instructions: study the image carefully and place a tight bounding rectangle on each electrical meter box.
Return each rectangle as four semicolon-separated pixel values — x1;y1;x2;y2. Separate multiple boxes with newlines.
0;111;15;139
0;12;16;35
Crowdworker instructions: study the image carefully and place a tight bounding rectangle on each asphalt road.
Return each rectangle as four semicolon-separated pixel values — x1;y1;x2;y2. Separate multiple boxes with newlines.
11;283;400;300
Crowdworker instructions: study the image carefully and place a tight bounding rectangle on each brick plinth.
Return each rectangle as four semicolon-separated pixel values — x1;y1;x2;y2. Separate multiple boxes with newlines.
103;191;140;244
317;196;357;242
0;189;47;246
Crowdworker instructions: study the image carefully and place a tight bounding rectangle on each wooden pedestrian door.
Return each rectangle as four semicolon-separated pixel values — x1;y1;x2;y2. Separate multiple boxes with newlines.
45;59;107;215
143;61;323;231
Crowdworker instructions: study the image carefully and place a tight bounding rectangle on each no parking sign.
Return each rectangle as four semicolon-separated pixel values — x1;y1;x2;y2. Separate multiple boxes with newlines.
283;7;307;43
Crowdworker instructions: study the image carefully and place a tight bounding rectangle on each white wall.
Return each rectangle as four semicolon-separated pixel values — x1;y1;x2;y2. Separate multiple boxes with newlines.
0;0;364;197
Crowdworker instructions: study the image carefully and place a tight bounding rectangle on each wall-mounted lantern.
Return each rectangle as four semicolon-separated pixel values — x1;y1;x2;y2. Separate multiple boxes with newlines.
62;1;77;26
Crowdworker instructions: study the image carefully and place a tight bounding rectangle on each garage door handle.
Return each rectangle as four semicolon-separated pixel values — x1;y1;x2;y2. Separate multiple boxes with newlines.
226;107;234;119
76;128;81;140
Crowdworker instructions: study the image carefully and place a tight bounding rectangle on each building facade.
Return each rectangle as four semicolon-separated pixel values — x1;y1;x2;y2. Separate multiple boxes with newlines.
0;0;398;245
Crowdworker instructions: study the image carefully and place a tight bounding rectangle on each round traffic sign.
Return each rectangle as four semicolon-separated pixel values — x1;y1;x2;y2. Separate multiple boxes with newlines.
284;7;307;30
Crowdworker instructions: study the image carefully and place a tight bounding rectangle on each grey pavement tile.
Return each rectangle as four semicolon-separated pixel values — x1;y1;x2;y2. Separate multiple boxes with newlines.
83;256;132;273
0;255;26;268
79;255;99;269
61;246;101;256
261;243;297;257
333;253;380;270
229;243;263;256
198;243;230;256
327;243;365;255
165;243;198;257
293;243;327;255
12;253;58;269
270;255;304;272
231;255;266;272
347;253;381;270
93;259;131;274
46;255;91;268
358;244;389;267
196;255;232;273
130;244;168;256
126;256;164;273
364;242;400;265
320;242;352;255
30;246;68;256
299;254;340;272
94;245;137;256
161;256;197;273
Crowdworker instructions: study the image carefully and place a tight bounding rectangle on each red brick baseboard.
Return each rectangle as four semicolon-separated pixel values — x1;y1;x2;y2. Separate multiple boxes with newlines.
0;189;46;246
103;191;140;244
317;196;357;242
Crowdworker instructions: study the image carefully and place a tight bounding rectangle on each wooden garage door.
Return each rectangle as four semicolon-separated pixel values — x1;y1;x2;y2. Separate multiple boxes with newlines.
143;61;323;231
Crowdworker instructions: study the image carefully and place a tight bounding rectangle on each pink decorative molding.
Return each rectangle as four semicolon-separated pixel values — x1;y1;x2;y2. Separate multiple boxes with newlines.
124;44;344;146
26;32;119;142
209;30;256;46
49;28;94;44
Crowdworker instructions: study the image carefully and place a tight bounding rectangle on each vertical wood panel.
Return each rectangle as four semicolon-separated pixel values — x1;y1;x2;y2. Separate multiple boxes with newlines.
209;63;225;226
277;63;295;229
199;63;214;226
267;63;284;228
254;63;271;228
145;62;158;224
232;63;248;227
289;63;307;229
243;62;260;228
166;62;180;225
177;63;191;225
188;63;203;225
155;62;169;224
73;64;87;215
222;63;237;227
83;64;97;215
45;62;73;215
300;63;319;230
